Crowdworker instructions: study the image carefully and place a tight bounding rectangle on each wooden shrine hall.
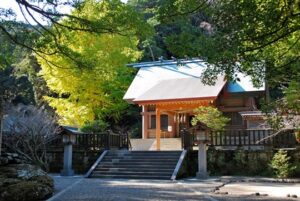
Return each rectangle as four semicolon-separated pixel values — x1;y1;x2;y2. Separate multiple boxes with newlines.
123;59;266;150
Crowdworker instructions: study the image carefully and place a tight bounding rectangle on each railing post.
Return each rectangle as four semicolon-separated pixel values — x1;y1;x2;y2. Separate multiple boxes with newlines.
126;132;129;150
106;131;110;150
184;128;189;150
118;132;121;149
181;129;184;149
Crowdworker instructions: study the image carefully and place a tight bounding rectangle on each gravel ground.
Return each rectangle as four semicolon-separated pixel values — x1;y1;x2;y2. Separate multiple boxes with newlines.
48;176;300;201
217;182;300;198
211;195;299;201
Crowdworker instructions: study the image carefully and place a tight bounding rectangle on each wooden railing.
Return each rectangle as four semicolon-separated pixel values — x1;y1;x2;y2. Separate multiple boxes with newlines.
181;128;297;149
49;131;129;151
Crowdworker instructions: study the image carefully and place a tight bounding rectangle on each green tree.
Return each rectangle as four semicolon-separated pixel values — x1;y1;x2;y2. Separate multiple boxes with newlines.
270;149;296;179
191;106;230;130
1;0;144;65
128;0;207;60
157;0;300;103
37;0;151;127
156;0;300;136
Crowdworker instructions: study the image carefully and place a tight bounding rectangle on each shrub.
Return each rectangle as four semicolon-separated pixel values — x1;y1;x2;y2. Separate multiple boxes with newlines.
292;161;300;177
3;105;58;171
270;149;296;179
81;119;109;133
207;147;227;175
191;106;230;130
233;148;247;173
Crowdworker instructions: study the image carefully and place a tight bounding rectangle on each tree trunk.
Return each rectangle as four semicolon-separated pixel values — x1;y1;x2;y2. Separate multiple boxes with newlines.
0;113;3;156
149;46;155;61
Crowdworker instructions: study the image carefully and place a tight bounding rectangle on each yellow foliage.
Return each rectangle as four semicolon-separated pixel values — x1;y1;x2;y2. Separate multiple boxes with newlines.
37;0;148;126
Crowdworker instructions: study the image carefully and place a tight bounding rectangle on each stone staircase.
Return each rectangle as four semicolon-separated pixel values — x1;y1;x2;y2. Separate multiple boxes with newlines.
88;150;182;180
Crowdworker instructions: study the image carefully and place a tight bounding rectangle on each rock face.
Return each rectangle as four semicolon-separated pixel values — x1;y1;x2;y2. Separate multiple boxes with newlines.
0;153;28;166
0;154;54;201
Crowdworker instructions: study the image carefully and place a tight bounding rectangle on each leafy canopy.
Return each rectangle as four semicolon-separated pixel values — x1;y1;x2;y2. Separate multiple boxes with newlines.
156;0;300;129
157;0;300;87
38;0;151;127
1;0;149;63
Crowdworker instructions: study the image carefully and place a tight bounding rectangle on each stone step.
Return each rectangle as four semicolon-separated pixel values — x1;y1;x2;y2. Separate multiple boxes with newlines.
105;155;180;160
106;152;181;156
90;174;171;180
99;161;177;166
95;167;174;172
103;158;178;163
92;171;172;176
98;164;176;169
107;150;181;154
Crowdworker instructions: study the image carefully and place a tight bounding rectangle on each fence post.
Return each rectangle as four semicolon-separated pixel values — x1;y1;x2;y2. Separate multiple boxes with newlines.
118;132;121;149
181;129;184;149
183;128;188;149
127;132;129;149
181;128;192;150
105;131;110;150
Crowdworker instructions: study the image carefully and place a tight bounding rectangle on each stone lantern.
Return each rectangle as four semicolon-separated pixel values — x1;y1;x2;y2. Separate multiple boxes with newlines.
60;127;76;176
194;124;210;179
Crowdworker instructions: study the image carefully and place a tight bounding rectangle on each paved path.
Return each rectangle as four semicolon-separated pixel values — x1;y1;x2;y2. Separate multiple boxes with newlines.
48;176;300;201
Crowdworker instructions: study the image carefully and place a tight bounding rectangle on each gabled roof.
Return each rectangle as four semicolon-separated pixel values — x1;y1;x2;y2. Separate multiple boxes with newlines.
134;76;225;103
124;59;265;104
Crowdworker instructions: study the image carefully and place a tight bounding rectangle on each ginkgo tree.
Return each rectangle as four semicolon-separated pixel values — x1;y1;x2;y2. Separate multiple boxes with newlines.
38;0;151;127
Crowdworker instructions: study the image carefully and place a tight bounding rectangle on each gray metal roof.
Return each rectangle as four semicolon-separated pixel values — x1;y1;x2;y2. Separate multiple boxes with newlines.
134;76;226;102
239;111;264;116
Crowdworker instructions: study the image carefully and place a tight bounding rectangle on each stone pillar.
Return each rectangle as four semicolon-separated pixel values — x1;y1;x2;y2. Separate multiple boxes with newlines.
61;143;74;176
196;142;207;179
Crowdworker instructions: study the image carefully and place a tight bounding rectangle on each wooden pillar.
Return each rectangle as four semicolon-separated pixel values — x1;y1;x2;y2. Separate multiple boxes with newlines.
142;106;149;139
169;113;175;137
156;108;161;150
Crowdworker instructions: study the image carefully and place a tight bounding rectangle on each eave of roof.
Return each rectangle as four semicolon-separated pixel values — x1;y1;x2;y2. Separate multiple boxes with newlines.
132;76;226;103
133;96;217;105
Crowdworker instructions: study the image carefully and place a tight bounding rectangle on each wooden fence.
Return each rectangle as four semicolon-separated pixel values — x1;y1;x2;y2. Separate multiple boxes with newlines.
49;132;130;151
181;128;297;149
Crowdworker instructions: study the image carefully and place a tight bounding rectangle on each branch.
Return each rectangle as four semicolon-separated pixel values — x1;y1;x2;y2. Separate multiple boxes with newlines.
278;35;300;59
160;0;210;20
243;27;300;53
255;129;287;144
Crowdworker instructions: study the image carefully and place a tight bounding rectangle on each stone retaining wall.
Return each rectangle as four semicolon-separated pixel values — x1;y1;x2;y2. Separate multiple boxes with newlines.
47;149;103;174
178;147;300;178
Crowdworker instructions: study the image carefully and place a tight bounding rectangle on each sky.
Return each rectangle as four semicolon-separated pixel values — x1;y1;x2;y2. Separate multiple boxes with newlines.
1;0;128;24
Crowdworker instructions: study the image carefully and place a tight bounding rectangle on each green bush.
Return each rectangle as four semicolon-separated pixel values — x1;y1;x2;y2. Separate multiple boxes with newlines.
293;161;300;177
270;149;296;179
207;147;227;175
233;148;247;175
81;120;109;133
191;106;230;130
247;152;272;176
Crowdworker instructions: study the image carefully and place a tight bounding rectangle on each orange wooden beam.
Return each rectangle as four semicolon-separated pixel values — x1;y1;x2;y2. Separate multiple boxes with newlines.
156;100;215;111
156;108;161;150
